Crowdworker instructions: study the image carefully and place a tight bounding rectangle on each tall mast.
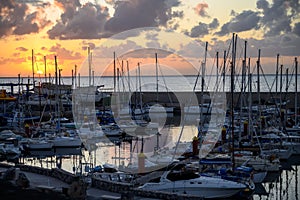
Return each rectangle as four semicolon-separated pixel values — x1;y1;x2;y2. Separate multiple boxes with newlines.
248;57;252;143
216;51;219;86
200;42;208;134
285;68;289;131
74;65;77;88
32;49;35;87
223;50;226;92
127;61;131;113
239;41;247;145
276;54;280;93
155;53;159;103
44;56;47;81
127;61;131;94
55;55;60;133
295;57;298;126
231;33;236;169
138;62;142;108
88;47;91;86
113;52;116;92
257;49;261;136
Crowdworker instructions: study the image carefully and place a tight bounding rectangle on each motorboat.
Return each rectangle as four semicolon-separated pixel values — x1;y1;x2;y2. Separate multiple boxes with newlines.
139;167;254;199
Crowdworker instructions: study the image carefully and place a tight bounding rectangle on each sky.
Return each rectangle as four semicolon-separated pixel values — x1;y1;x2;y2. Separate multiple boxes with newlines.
0;0;299;77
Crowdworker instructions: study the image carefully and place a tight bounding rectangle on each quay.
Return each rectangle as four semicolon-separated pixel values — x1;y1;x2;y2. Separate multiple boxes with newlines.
0;83;33;94
0;163;201;200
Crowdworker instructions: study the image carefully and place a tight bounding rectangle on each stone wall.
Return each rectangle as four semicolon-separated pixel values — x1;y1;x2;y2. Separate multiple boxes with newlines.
16;164;77;184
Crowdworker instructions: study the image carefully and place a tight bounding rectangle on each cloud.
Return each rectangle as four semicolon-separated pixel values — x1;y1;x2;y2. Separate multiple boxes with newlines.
257;0;299;36
216;10;260;36
215;0;299;38
187;18;219;38
211;33;300;58
0;56;26;65
16;47;28;52
104;0;181;34
189;23;209;38
0;0;51;38
48;43;83;60
194;2;209;18
48;2;110;39
208;18;219;29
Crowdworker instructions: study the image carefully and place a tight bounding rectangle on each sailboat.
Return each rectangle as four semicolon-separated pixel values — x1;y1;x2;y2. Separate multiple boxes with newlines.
144;53;174;114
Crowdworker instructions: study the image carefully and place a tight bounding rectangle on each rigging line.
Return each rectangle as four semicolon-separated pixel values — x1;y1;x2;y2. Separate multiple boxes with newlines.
287;62;296;92
157;61;174;105
260;65;284;126
205;54;217;91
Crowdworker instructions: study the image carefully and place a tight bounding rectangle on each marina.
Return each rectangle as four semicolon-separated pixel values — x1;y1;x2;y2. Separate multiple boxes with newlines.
0;3;299;197
0;47;300;199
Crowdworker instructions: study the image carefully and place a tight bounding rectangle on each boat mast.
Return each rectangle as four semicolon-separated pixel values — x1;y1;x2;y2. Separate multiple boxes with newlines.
55;55;60;133
248;57;253;143
239;41;247;145
216;51;219;87
138;62;142;109
295;57;298;126
113;52;116;92
256;49;261;136
44;56;47;81
74;65;77;88
276;54;280;94
223;50;226;92
284;68;289;131
231;33;236;169
88;47;92;86
200;42;208;133
155;53;159;103
32;49;35;87
127;61;131;114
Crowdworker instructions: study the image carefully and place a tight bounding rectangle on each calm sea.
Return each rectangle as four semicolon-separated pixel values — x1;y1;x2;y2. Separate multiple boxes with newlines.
0;75;300;93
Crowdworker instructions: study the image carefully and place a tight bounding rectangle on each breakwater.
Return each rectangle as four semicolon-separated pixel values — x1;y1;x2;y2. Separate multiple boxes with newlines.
105;91;299;110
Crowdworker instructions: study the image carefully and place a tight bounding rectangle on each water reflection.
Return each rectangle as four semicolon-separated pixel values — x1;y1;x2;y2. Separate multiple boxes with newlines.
254;155;300;200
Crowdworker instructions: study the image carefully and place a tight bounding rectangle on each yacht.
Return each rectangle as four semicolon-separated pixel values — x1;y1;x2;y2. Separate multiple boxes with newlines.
139;167;254;199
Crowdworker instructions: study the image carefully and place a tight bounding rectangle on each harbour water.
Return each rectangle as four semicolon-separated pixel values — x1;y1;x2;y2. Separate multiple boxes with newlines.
1;75;300;93
18;114;300;200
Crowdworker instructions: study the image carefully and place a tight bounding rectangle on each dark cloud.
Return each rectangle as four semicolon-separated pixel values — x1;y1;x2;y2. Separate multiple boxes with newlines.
194;2;209;18
216;10;260;36
13;12;39;35
187;18;219;38
171;10;184;18
208;18;219;29
104;0;180;34
48;2;110;39
0;0;51;38
257;0;299;36
215;0;299;38
189;23;209;38
211;33;300;58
